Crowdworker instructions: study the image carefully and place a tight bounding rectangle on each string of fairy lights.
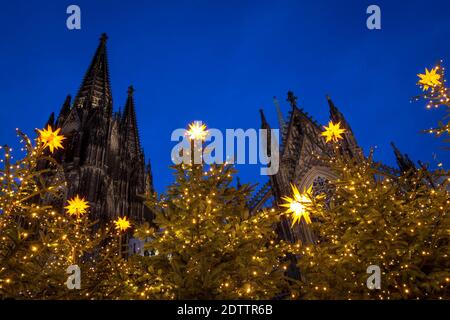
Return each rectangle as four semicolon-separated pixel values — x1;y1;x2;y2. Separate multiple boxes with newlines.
0;126;134;297
414;61;450;137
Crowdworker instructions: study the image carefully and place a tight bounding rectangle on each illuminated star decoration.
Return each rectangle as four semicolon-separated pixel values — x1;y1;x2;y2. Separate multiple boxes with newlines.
280;184;314;225
115;216;131;232
417;67;442;91
37;125;66;153
321;121;346;143
65;195;89;218
186;121;208;141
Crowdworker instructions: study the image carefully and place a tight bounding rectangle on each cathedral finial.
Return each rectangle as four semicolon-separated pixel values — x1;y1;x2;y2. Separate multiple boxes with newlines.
286;91;298;109
127;85;134;97
100;33;108;43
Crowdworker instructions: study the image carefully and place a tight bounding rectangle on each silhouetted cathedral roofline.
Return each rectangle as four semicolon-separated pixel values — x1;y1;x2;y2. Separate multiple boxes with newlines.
74;33;112;112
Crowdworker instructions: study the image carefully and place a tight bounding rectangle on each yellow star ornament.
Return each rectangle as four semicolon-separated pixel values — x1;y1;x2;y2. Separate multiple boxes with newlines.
186;121;208;141
280;184;314;226
321;121;346;143
115;216;131;232
37;125;66;153
417;67;441;91
65;195;89;218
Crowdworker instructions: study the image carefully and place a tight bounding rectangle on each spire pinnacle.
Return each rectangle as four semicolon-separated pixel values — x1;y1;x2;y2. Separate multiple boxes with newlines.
327;95;351;131
259;108;269;128
57;95;72;121
391;142;415;173
259;108;273;157
326;95;361;156
46;112;55;128
327;95;341;123
123;86;137;123
286;91;298;109
100;33;108;43
122;86;141;157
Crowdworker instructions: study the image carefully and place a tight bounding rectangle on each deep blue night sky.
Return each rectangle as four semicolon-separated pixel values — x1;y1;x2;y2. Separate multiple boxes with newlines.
0;0;449;192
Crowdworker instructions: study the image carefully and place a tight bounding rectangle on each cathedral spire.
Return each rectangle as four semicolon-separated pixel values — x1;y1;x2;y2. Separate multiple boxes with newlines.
273;96;286;131
327;95;348;127
123;86;137;124
74;33;112;113
259;108;274;159
46;112;55;128
121;85;141;157
391;142;415;173
259;108;269;129
57;95;72;125
326;95;360;155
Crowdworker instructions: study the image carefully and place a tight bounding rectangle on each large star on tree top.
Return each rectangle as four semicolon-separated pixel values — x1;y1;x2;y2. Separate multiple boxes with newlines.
321;121;346;143
417;67;442;91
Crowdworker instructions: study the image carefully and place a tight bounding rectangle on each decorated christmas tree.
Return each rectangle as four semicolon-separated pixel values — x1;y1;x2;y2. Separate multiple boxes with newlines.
290;77;450;299
0;127;136;299
133;122;302;299
414;62;450;145
296;151;449;299
0;128;74;298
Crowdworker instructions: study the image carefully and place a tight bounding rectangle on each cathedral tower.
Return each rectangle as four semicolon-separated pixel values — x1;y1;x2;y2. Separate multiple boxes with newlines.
47;34;153;225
